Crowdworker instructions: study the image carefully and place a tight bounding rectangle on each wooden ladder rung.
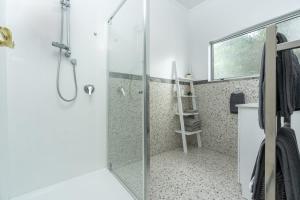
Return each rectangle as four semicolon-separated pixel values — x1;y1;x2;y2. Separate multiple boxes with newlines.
174;95;197;98
175;130;202;136
175;112;199;116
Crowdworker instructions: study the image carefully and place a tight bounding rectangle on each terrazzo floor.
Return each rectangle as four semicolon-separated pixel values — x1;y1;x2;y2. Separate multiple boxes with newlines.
111;147;243;200
150;147;243;200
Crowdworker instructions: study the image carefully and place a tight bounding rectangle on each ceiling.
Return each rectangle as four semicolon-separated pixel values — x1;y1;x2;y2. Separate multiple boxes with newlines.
175;0;207;9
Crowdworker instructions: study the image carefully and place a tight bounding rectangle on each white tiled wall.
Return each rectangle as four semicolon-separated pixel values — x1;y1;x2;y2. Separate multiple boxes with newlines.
0;0;8;199
5;0;121;197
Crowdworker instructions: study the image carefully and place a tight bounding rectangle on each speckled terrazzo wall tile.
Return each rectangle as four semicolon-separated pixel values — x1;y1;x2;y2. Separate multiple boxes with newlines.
194;79;259;157
108;76;258;162
108;77;144;169
149;82;193;156
150;82;182;156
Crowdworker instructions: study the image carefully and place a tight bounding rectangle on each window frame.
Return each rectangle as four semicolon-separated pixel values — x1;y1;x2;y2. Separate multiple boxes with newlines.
210;9;300;81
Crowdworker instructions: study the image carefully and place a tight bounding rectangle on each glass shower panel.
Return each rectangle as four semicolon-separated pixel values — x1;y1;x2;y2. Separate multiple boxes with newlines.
107;0;145;199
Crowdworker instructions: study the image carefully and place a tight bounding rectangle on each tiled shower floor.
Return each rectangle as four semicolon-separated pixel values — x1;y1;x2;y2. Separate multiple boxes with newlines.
150;147;243;200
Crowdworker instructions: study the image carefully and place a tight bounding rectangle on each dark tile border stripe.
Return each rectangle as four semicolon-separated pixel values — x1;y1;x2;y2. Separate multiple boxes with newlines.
109;72;142;80
193;80;209;85
109;72;259;85
149;77;174;84
194;76;259;85
109;72;189;85
149;77;190;85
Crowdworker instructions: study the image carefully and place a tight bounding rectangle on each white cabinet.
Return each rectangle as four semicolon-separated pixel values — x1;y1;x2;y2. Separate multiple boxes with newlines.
237;103;300;199
238;104;264;199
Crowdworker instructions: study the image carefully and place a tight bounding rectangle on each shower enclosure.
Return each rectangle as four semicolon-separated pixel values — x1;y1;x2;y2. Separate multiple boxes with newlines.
107;0;149;199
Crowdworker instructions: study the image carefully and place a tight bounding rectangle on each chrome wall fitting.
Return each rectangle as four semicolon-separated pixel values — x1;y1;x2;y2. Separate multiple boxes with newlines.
84;85;95;96
119;87;126;96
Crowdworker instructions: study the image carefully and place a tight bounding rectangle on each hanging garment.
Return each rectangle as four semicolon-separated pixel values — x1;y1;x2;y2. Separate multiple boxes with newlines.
250;127;300;200
258;33;300;129
294;53;300;110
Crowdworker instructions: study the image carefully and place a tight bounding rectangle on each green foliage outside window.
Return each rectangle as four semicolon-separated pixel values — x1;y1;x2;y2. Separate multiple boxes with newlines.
212;16;300;80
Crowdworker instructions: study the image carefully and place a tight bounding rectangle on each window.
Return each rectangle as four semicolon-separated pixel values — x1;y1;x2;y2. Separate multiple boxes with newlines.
211;13;300;81
278;16;300;60
212;30;265;80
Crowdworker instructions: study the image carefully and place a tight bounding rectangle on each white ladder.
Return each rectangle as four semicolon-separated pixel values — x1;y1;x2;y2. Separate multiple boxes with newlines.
174;63;202;153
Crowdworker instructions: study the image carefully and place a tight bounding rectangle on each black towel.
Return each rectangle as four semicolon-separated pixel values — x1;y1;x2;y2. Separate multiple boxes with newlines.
259;33;300;129
184;117;201;126
251;127;300;200
230;92;245;114
294;53;300;110
185;126;201;132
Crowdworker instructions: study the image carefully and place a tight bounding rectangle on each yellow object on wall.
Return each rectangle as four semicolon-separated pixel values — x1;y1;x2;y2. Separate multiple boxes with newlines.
0;26;14;48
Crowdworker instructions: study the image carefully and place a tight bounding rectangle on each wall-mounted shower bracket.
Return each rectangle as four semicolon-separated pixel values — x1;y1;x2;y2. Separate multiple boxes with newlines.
52;42;69;50
65;50;71;58
60;0;70;7
52;42;71;57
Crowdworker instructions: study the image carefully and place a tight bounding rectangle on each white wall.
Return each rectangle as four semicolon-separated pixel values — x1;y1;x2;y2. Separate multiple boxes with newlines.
150;0;190;79
6;0;121;197
188;0;300;80
0;0;8;198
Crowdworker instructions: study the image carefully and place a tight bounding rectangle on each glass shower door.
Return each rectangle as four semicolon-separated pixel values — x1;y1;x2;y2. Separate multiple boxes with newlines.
107;0;146;199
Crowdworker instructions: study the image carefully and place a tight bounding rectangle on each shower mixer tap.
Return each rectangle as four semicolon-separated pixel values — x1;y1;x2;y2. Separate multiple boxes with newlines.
52;42;71;57
52;42;69;51
84;85;95;96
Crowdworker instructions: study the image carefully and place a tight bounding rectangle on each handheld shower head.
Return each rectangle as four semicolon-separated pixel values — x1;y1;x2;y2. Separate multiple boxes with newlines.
70;58;77;66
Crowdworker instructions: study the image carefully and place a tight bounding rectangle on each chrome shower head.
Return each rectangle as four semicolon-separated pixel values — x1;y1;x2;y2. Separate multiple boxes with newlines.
70;58;77;66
